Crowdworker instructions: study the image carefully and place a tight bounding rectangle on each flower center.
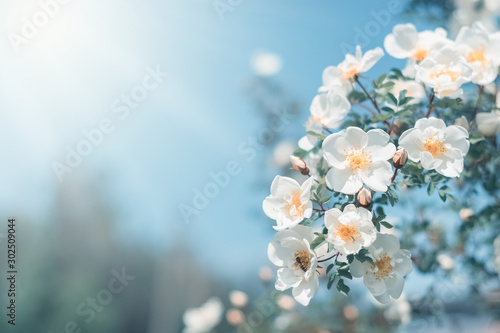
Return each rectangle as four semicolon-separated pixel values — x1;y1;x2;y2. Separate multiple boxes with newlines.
429;67;460;82
412;46;429;61
345;148;371;170
423;137;447;157
467;47;487;67
288;192;304;217
335;224;359;243
294;250;312;272
342;66;360;80
373;255;393;280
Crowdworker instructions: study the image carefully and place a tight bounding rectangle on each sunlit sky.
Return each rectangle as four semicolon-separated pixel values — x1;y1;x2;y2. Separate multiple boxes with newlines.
1;0;470;289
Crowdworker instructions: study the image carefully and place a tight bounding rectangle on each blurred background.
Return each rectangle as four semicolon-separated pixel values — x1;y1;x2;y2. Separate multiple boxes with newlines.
0;0;499;332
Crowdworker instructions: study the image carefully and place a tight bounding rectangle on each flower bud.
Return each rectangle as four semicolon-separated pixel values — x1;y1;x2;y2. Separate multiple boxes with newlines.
290;155;309;175
357;188;372;207
393;148;408;169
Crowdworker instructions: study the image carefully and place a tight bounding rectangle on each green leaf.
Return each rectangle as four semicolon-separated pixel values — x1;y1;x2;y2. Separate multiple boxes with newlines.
387;92;398;106
310;234;326;250
469;132;485;144
326;263;334;274
338;268;353;280
371;113;393;123
427;181;435;196
380;221;394;229
336;278;351;296
327;273;337;290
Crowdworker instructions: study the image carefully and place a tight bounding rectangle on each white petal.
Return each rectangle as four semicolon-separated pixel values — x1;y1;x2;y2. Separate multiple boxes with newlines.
386;274;405;299
477;112;500;136
324;208;342;229
268;241;294;266
263;196;284;220
366;129;396;161
326;167;363;194
434;148;464;178
270;176;300;197
384;24;417;59
442;125;470;156
360;160;393;193
398;127;423;162
360;47;384;72
350;259;367;278
292;276;318;306
276;268;300;289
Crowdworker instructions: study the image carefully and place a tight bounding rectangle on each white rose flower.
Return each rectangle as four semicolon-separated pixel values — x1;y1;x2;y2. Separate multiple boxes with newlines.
415;45;472;99
384;24;451;62
324;204;377;255
299;94;351;151
399;118;470;177
477;92;500;136
319;46;384;94
389;79;426;106
322;127;396;194
183;297;224;333
263;176;314;230
350;233;413;304
455;22;500;85
267;225;319;306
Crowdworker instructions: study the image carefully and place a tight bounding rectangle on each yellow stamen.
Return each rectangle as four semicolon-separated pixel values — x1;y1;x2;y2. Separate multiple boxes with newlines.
335;224;359;243
342;67;360;80
373;255;393;280
287;192;304;217
467;47;487;67
294;250;312;272
430;68;460;82
345;148;371;170
423;137;447;157
412;46;429;61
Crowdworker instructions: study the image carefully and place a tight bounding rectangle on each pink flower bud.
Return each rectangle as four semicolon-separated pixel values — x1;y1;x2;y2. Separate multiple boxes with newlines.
290;156;309;175
393;148;408;169
357;188;372;207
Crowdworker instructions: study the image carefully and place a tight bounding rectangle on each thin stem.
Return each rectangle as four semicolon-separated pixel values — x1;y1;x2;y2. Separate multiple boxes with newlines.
391;168;399;183
470;85;484;122
318;252;340;263
425;91;435;118
355;76;381;113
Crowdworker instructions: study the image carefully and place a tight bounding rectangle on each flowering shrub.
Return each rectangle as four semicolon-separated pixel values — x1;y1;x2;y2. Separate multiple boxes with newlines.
263;22;500;306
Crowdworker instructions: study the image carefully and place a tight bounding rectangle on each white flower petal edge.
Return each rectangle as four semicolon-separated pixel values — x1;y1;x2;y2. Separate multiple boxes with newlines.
399;118;470;177
350;233;413;304
320;46;384;94
268;225;319;306
263;176;315;230
324;204;377;255
323;127;396;194
183;297;224;333
384;24;451;61
309;93;351;129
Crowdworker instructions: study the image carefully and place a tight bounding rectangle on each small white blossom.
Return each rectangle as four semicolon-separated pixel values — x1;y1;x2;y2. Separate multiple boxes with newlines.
324;204;377;255
299;94;351;151
399;118;470;177
350;233;413;304
455;22;500;85
322;127;396;194
263;176;314;230
183;297;224;333
320;46;384;94
384;24;451;62
268;225;319;306
415;45;472;98
477;92;500;136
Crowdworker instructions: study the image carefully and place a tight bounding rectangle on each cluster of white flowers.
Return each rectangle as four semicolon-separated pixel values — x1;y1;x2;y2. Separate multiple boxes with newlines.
260;21;498;307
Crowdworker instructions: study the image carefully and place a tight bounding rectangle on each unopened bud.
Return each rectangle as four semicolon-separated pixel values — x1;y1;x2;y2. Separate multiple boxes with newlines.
454;116;469;131
290;155;309;175
357;188;372;207
393;148;408;169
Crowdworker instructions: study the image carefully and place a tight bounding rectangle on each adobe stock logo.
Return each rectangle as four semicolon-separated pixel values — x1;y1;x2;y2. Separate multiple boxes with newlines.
7;0;74;54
